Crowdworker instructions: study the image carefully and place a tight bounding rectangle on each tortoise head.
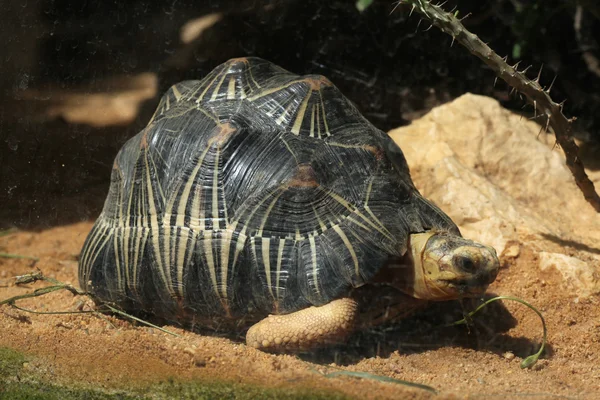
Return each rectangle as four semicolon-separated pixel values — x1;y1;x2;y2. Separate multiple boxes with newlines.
398;231;500;301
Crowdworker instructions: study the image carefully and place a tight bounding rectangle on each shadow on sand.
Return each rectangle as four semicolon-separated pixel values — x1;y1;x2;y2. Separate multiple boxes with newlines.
297;293;550;366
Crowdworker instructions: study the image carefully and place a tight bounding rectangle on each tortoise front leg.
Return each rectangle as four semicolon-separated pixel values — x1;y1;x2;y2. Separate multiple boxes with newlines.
246;298;359;351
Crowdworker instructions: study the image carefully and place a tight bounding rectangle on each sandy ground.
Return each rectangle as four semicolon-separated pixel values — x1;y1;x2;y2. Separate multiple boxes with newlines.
1;221;599;399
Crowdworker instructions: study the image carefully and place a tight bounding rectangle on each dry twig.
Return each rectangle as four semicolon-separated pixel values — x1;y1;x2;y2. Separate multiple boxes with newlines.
398;0;600;212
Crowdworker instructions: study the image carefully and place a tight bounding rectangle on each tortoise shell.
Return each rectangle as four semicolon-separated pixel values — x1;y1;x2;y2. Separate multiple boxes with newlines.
78;57;458;324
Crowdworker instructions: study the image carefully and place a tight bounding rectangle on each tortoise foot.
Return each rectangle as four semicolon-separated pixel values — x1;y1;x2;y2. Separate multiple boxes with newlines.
246;297;358;351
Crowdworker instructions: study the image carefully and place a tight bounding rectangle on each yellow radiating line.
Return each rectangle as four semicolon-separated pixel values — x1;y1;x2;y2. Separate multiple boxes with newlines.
219;229;234;300
123;227;131;292
276;238;285;302
326;142;369;149
363;178;392;236
230;223;247;269
280;137;299;164
346;216;371;232
148;151;165;204
227;77;236;100
186;73;211;101
89;229;112;281
212;148;221;222
257;190;283;236
175;228;188;298
262;237;274;299
246;65;262;91
131;228;147;298
171;84;182;101
89;224;112;278
364;205;392;235
312;205;328;231
291;91;311;135
79;224;98;278
115;167;124;222
145;149;172;295
309;236;320;295
126;163;137;226
235;189;281;234
175;145;211;229
196;69;222;103
316;103;321;139
138;170;145;227
247;81;297;101
196;104;220;125
318;91;331;136
229;191;278;280
189;185;203;230
211;71;229;101
327;191;392;240
333;225;360;278
275;101;295;126
204;234;219;296
113;230;123;293
82;222;109;280
309;105;316;138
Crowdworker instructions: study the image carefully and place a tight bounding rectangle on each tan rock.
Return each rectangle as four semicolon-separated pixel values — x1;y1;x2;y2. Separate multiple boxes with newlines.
389;93;600;296
539;252;600;297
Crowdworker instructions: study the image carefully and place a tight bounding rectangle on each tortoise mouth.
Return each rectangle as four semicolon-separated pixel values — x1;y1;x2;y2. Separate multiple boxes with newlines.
439;269;498;297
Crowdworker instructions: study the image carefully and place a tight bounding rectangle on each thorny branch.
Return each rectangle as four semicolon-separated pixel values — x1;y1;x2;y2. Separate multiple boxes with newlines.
399;0;600;212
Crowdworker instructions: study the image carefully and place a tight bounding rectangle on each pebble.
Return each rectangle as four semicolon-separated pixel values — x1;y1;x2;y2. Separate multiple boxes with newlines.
503;351;515;360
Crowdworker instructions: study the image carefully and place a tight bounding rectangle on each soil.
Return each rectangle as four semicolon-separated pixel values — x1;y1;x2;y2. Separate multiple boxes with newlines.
1;221;599;399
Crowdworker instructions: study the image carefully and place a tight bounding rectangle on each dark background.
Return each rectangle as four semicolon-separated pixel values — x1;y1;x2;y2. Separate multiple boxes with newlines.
1;0;599;230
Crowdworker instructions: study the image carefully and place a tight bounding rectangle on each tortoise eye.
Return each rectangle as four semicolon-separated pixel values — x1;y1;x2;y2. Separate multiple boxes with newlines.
453;255;477;273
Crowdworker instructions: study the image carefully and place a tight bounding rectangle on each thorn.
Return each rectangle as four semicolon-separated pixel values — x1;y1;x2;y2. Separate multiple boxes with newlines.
502;55;508;62
544;115;551;133
537;124;544;139
416;18;423;32
440;1;448;6
552;139;559;151
534;100;537;118
536;64;544;83
519;94;524;101
521;65;533;75
546;74;558;94
512;61;522;71
460;12;472;21
424;23;434;32
509;86;517;97
393;1;403;15
559;99;566;111
450;6;457;13
451;36;455;47
493;77;498;87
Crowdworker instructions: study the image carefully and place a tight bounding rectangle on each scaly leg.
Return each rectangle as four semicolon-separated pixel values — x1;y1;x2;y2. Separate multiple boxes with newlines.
246;298;358;351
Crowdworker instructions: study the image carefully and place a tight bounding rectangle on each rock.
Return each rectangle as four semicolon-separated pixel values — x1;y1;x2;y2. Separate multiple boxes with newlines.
539;252;600;297
21;73;158;127
389;94;600;297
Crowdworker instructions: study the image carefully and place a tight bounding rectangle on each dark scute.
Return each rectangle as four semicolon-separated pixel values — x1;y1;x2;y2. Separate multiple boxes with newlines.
247;237;312;314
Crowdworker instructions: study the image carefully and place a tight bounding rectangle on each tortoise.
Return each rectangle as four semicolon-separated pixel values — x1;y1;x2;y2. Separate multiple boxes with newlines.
79;57;499;351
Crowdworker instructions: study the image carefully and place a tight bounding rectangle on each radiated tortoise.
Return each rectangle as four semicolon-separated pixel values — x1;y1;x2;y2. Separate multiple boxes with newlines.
79;57;500;351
